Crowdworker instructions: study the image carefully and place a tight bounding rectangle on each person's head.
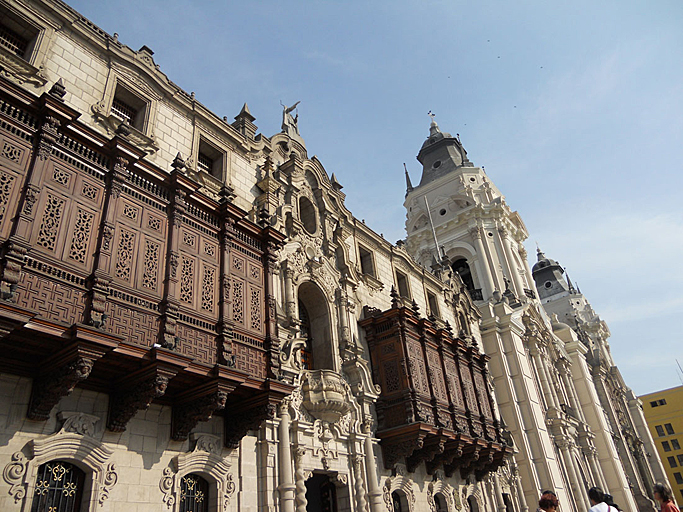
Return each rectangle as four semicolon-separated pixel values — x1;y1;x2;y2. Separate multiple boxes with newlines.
604;494;621;511
653;483;673;503
539;491;559;511
588;487;605;506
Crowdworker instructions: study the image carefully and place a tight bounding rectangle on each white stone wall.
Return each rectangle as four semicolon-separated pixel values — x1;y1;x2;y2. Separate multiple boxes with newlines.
0;373;243;512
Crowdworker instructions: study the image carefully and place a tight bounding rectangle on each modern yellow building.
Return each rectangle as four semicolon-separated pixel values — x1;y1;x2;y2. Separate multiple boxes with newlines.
640;385;683;505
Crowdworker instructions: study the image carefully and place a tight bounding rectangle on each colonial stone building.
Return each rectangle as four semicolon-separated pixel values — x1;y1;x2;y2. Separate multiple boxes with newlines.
403;119;667;512
0;1;665;512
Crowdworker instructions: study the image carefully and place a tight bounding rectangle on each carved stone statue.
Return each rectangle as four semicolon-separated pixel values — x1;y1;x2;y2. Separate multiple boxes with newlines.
281;101;300;136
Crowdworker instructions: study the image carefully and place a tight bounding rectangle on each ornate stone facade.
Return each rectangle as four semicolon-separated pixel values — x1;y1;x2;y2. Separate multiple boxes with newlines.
0;1;637;512
404;119;668;512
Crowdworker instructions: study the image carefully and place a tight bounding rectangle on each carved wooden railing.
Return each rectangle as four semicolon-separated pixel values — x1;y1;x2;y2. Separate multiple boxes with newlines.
0;76;292;443
360;302;510;477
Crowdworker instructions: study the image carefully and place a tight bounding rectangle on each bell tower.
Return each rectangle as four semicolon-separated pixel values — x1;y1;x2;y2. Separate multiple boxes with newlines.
404;118;535;303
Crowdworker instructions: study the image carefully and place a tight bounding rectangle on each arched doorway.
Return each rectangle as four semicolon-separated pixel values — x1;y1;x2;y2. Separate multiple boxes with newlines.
305;473;346;512
297;281;334;370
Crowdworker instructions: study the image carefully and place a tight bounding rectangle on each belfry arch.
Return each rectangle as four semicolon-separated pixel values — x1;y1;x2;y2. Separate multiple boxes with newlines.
297;281;335;371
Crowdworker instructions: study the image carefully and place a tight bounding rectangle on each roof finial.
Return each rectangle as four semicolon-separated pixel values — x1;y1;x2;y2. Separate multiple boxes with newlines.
565;268;576;293
428;110;436;125
536;242;546;260
404;163;413;194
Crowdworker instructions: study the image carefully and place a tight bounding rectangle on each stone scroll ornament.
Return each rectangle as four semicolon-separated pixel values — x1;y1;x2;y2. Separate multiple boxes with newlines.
2;451;28;503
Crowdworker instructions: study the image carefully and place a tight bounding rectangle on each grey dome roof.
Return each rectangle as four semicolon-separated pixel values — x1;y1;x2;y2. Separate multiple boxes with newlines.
420;121;453;152
532;248;560;273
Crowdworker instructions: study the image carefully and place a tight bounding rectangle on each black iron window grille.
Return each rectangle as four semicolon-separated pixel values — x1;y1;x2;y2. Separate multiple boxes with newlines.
111;98;137;125
0;25;29;57
179;473;209;512
31;461;85;512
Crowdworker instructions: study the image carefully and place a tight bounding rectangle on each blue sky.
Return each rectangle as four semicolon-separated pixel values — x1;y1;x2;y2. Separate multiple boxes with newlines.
67;0;683;395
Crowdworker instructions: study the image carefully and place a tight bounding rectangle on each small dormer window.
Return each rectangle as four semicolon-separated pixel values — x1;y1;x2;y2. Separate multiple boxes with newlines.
358;245;375;277
111;84;147;131
396;270;410;298
0;7;40;61
196;138;224;180
111;97;138;125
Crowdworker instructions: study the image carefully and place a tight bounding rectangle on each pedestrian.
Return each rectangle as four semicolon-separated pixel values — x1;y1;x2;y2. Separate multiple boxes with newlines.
653;483;680;512
538;490;559;512
588;487;620;512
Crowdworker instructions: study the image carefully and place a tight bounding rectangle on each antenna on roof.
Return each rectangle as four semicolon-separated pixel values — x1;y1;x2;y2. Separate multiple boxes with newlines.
424;197;445;263
677;359;683;385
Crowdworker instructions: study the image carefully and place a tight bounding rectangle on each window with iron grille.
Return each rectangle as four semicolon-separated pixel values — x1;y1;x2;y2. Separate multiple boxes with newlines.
31;461;85;512
197;138;223;179
179;473;209;512
0;25;28;56
197;152;213;174
111;97;137;125
0;7;39;60
111;84;147;131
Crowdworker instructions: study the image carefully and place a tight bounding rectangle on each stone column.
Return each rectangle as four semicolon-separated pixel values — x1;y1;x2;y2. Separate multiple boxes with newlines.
284;266;296;322
519;246;535;293
497;226;525;298
293;446;308;512
278;403;296;512
364;423;383;512
352;455;368;512
529;342;557;409
470;226;496;299
558;361;583;420
515;468;529;512
557;440;587;512
585;446;608;490
493;474;507;512
337;288;351;348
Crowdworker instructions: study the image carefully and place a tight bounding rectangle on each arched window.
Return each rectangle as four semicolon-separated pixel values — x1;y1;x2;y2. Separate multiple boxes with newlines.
503;493;515;512
297;282;334;370
467;495;480;512
299;196;317;234
179;473;209;512
452;258;475;292
435;492;449;512
31;461;85;512
392;490;409;512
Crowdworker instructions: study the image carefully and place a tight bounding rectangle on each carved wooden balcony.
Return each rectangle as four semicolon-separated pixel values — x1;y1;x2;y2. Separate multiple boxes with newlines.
361;303;510;476
0;77;293;442
301;369;352;423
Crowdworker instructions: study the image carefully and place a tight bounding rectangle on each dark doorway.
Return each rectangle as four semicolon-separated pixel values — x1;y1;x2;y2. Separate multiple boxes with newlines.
452;258;475;291
305;473;338;512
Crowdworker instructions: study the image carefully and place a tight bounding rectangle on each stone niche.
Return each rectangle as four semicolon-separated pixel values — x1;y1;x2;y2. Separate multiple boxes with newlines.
301;370;351;423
